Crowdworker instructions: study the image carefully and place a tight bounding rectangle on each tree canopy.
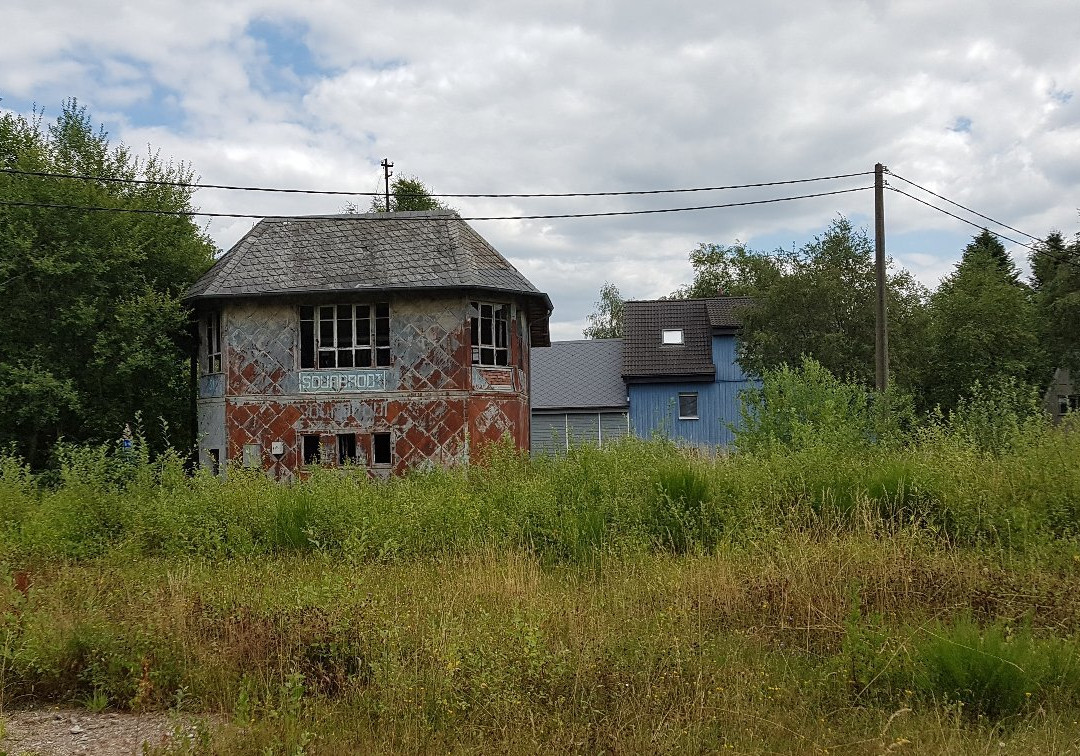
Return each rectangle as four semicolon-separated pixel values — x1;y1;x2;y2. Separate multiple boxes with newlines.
368;175;447;213
0;100;216;466
582;281;624;339
919;230;1040;412
1030;230;1080;376
667;217;927;392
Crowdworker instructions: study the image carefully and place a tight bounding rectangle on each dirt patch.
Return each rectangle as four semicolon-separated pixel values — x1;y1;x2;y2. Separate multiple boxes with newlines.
2;708;222;755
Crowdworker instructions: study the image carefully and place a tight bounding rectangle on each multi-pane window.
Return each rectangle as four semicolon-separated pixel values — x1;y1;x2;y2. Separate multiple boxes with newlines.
205;311;222;373
300;304;390;369
470;302;509;366
678;392;699;420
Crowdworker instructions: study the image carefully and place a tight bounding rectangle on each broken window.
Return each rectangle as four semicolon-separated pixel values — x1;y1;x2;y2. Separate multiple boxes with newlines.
337;433;357;465
242;443;261;468
678;392;699;420
1070;395;1080;412
470;301;510;366
299;304;391;369
205;311;222;373
373;432;392;465
302;434;321;465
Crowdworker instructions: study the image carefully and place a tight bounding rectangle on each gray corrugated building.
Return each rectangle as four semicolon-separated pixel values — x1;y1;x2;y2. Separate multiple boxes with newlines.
183;210;551;477
529;339;629;454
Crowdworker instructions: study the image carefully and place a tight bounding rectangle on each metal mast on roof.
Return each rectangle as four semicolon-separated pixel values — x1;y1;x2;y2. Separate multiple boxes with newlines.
380;158;394;212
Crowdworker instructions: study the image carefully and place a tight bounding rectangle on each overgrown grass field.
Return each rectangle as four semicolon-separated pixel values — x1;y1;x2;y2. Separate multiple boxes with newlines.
2;382;1080;753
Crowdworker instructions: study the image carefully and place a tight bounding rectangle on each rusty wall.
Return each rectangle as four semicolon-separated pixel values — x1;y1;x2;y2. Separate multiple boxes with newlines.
209;293;532;475
197;399;226;469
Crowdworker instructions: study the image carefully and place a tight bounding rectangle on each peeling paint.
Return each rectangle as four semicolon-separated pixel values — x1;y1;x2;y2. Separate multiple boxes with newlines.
201;293;532;476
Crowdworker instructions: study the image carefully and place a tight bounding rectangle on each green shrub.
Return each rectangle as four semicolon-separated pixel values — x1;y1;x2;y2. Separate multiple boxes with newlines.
911;616;1080;719
736;357;915;454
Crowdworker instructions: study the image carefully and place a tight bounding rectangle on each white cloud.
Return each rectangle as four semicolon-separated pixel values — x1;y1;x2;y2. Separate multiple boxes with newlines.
2;0;1079;336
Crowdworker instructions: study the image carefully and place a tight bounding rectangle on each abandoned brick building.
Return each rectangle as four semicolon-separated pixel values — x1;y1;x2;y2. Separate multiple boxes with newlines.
183;211;551;477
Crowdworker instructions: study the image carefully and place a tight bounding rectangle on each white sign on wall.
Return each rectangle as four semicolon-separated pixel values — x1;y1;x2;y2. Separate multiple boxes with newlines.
298;370;391;393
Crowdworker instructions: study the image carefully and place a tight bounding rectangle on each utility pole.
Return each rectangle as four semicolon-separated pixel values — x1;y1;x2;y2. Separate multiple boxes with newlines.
381;158;394;212
874;163;889;393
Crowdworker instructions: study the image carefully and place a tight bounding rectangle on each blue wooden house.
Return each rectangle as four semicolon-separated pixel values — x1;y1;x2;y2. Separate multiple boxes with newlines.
621;297;756;447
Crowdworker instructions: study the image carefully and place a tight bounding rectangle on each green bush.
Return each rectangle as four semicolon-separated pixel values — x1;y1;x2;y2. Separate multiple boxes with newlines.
736;357;915;454
910;616;1080;719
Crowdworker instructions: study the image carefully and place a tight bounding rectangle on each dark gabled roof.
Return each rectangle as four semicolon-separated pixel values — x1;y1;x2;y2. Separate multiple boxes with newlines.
531;339;627;410
705;296;753;331
622;297;750;381
184;211;552;345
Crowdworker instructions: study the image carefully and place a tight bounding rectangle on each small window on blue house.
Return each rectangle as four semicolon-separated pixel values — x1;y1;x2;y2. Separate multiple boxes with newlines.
678;392;699;420
662;329;683;345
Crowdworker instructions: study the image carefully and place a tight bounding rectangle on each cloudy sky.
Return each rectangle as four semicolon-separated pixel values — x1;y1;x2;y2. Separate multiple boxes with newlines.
2;0;1077;339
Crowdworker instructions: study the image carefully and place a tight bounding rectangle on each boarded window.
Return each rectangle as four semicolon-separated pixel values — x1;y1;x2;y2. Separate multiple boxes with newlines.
242;443;261;468
470;301;510;366
373;432;392;465
302;434;321;465
678;392;699;420
300;304;391;369
205;311;222;373
337;433;357;465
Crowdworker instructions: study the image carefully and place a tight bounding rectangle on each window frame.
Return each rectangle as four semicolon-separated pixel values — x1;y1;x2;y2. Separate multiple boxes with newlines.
661;328;684;345
470;301;510;366
337;433;358;465
302;434;322;465
678;392;699;420
204;311;223;374
299;303;391;370
372;432;393;466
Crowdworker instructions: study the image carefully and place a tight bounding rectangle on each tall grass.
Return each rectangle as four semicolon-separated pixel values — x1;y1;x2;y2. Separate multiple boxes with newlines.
1;409;1079;566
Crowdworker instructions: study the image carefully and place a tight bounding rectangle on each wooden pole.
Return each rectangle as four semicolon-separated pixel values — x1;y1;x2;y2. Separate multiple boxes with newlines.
874;163;889;392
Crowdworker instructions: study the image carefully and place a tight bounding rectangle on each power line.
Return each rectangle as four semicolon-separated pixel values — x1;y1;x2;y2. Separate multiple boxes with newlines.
887;171;1042;242
0;166;873;199
888;184;1080;274
0;185;873;222
886;186;1038;252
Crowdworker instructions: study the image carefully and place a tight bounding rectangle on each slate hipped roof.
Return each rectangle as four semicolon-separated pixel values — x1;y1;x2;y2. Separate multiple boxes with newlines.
184;211;552;345
531;339;627;410
622;296;751;381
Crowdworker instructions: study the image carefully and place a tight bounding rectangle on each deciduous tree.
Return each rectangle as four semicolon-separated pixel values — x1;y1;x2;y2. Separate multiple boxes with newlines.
672;218;928;394
368;175;447;212
0;100;216;466
583;281;624;339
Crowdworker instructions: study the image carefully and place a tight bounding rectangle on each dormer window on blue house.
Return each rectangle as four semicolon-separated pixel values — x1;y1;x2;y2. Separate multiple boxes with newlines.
662;328;684;345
